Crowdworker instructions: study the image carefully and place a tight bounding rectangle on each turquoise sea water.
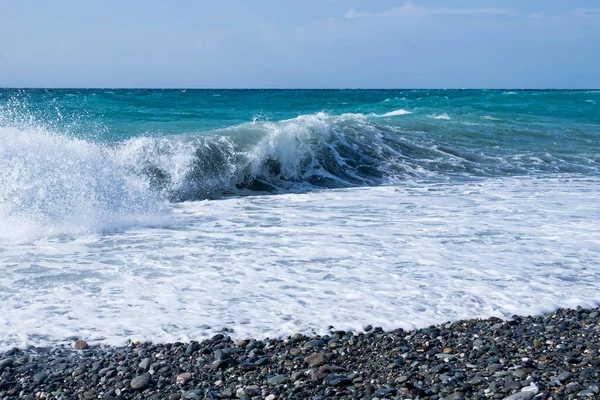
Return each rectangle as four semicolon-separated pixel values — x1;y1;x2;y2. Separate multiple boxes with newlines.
1;89;598;202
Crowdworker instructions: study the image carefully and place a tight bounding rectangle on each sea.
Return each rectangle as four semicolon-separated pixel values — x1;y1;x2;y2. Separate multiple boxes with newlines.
1;89;599;350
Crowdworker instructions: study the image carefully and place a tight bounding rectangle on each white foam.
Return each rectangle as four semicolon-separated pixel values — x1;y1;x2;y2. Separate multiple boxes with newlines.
1;176;599;349
376;109;412;117
482;115;502;121
429;113;451;120
0;126;169;243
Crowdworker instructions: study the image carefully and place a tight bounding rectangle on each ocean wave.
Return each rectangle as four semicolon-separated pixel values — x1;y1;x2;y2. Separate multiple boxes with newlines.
482;116;502;121
1;109;598;241
428;113;451;120
0;125;169;242
376;109;412;117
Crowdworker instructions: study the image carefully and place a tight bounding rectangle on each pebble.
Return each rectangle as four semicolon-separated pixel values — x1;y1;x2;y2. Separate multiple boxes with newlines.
267;375;289;386
184;392;200;400
303;339;324;348
176;372;192;384
512;369;530;379
291;333;304;342
289;348;302;356
487;363;504;372
0;358;14;370
324;374;352;386
254;356;269;366
557;371;572;381
131;374;150;390
73;340;89;350
139;357;151;371
305;353;327;367
504;380;521;390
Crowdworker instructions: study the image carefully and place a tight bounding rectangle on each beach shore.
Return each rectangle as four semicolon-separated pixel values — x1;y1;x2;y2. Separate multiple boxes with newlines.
0;307;598;399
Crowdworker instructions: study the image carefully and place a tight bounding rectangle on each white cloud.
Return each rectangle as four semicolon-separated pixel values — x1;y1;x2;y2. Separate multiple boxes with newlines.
345;2;513;19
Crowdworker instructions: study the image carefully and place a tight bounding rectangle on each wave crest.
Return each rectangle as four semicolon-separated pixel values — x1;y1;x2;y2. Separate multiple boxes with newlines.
428;113;451;120
1;109;598;240
0;125;167;242
374;109;412;117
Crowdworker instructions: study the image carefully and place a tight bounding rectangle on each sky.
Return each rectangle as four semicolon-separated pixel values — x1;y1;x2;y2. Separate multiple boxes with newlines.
0;0;599;88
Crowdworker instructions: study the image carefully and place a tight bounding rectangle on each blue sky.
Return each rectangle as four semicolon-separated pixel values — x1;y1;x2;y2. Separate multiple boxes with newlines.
0;0;599;88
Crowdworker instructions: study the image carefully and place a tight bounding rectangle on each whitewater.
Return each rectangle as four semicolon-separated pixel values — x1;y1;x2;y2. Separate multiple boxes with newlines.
1;89;599;349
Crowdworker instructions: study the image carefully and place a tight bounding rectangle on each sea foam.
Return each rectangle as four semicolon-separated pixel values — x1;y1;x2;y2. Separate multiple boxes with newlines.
1;177;599;348
374;109;412;117
429;113;451;120
0;126;168;242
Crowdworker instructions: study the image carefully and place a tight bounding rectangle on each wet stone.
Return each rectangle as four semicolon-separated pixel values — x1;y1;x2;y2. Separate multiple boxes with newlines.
73;340;89;350
0;359;14;370
185;343;197;355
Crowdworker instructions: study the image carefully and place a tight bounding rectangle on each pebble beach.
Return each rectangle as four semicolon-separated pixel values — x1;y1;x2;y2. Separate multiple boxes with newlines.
1;307;599;400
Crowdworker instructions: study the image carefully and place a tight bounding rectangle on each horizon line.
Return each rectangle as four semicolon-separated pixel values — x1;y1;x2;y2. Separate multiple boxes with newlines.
1;87;599;91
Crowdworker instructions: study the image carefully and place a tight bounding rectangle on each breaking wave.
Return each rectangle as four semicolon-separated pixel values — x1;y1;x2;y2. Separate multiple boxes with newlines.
1;110;598;240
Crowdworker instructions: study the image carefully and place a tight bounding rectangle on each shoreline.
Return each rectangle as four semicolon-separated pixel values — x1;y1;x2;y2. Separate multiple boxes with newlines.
1;307;599;399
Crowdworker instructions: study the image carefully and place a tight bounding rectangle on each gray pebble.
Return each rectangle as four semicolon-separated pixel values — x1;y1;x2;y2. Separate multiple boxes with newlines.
303;339;324;348
130;375;150;390
267;375;289;386
138;358;151;371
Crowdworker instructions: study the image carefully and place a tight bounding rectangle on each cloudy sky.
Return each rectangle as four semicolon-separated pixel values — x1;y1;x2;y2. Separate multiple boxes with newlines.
0;0;598;88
